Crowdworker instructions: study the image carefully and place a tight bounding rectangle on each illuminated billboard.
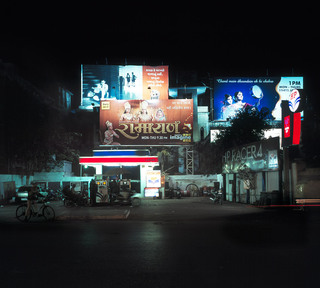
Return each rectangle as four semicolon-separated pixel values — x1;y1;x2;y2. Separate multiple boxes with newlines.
222;137;280;173
281;89;304;147
146;171;161;188
214;77;303;121
99;99;193;145
81;65;169;109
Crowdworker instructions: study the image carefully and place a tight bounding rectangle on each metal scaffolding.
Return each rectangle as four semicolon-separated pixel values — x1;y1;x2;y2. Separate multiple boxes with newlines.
186;147;194;175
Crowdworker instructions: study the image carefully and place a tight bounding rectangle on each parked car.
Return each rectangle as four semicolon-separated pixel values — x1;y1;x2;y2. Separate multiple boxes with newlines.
14;185;48;203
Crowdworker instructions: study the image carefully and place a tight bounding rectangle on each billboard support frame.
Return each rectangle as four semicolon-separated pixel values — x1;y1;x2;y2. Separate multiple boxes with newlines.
186;147;194;175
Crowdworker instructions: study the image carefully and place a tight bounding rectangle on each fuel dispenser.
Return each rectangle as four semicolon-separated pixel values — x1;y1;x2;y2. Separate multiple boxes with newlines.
95;175;109;203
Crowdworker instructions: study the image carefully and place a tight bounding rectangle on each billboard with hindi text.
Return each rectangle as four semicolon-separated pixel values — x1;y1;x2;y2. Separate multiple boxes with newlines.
81;65;169;110
99;99;193;145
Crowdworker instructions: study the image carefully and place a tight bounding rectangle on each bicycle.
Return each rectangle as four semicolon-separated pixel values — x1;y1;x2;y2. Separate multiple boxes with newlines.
186;183;199;197
16;197;55;222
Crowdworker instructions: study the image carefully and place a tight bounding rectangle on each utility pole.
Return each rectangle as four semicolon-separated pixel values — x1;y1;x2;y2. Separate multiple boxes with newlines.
283;146;291;204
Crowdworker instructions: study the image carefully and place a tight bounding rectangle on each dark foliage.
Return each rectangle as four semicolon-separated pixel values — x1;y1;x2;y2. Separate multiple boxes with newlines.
215;108;272;149
1;73;80;174
197;108;272;174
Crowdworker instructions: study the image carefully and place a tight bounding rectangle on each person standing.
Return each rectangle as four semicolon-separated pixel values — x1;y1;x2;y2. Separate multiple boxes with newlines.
25;182;40;220
90;179;97;206
131;72;137;87
126;73;131;87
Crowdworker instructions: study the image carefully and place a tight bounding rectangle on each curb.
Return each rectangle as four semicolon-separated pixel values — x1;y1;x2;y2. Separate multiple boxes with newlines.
55;209;131;221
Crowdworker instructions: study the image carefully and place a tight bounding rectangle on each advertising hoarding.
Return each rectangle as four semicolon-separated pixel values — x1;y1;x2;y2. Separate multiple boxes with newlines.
81;65;169;109
281;89;304;147
146;171;161;188
214;77;303;121
222;137;280;174
99;99;193;145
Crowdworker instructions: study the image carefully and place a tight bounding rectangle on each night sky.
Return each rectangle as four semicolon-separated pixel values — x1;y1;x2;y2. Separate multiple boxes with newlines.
1;3;319;105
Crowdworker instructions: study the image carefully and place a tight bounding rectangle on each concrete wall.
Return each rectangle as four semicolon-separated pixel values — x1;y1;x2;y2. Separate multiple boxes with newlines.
225;174;234;202
0;173;93;202
295;165;320;199
0;175;30;203
167;174;222;191
0;174;29;187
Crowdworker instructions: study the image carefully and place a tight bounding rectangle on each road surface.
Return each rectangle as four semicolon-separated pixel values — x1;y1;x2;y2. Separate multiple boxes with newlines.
0;198;319;288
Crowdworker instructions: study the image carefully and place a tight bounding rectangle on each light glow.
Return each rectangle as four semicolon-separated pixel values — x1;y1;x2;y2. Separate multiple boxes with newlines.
80;156;158;165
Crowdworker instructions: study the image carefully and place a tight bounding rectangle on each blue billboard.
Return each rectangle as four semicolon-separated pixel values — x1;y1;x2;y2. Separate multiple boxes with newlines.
214;77;303;121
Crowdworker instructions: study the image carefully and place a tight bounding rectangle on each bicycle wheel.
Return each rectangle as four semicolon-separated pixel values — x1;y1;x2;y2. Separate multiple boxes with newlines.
42;206;55;221
16;205;31;222
186;183;199;197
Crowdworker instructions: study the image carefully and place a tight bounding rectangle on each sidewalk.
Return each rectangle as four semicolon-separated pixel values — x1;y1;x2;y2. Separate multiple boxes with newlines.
0;201;130;223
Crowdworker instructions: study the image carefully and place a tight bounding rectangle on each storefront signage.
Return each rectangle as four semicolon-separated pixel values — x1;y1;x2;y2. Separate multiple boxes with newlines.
80;156;158;165
146;171;161;188
222;137;280;173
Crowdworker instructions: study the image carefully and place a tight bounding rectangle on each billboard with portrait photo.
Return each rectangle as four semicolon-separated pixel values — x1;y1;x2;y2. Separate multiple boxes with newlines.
81;65;169;110
214;77;303;121
99;99;193;145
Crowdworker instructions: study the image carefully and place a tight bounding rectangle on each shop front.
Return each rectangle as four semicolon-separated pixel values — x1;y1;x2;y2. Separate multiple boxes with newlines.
79;149;159;200
222;137;281;204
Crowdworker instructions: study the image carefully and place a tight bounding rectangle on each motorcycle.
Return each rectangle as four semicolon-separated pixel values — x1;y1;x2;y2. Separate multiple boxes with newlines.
167;187;182;199
209;189;223;205
62;189;89;207
47;189;63;201
63;194;89;207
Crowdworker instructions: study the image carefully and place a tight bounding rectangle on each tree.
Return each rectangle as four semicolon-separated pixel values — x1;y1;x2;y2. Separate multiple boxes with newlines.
196;108;272;175
196;141;224;175
156;149;171;172
215;108;272;149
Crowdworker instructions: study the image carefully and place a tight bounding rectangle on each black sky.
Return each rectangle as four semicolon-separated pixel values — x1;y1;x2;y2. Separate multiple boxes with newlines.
1;2;319;95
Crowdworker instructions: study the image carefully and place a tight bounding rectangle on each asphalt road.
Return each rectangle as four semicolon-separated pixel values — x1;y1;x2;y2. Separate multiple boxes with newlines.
0;198;319;288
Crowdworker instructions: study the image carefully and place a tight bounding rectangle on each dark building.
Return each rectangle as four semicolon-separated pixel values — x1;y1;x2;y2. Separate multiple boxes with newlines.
0;60;74;174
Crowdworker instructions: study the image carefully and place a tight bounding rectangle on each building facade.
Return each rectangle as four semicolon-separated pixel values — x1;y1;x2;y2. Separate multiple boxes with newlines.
222;137;281;204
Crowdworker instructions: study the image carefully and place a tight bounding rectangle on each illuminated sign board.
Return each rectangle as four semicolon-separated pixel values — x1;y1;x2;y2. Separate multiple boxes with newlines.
146;171;161;188
79;156;158;165
210;129;220;143
222;137;280;173
99;99;193;145
214;77;303;121
81;65;169;110
281;90;303;147
144;188;160;197
93;150;150;156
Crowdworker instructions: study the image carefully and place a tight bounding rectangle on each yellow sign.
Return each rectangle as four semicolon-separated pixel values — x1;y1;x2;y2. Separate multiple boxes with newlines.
101;102;110;110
